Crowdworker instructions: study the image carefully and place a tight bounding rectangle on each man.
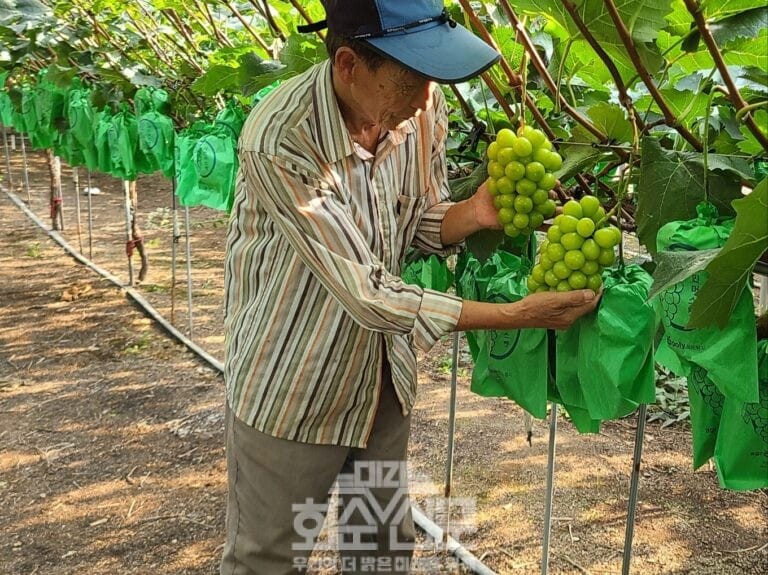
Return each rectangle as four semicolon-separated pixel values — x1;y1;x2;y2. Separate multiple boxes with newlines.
222;1;599;573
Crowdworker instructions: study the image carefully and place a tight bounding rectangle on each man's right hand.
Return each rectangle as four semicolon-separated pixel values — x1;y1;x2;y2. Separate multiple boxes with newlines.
516;289;602;330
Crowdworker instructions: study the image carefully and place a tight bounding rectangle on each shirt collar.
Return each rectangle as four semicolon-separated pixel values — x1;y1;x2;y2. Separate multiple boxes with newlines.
309;60;417;165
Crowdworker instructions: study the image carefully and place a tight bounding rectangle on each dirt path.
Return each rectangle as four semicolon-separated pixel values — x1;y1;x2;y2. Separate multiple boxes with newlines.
1;147;766;574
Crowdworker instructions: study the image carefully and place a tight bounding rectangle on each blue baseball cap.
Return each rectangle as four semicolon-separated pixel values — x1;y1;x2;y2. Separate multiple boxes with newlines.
300;0;500;83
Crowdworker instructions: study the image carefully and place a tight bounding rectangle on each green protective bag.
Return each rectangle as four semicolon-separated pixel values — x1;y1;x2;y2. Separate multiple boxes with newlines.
687;364;725;469
455;251;486;360
714;340;768;490
575;264;658;419
0;81;13;126
67;89;99;171
400;254;453;293
655;202;758;403
134;86;170;117
106;107;140;181
137;110;175;178
33;80;66;150
176;123;237;212
21;88;38;143
469;250;549;419
214;100;245;142
95;109;114;175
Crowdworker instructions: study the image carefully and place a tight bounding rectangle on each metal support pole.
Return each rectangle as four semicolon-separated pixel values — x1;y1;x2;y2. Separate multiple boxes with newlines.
184;206;194;338
443;331;461;544
73;167;83;253
621;404;648;575
2;125;12;191
541;403;558;575
86;171;93;260
760;276;768;314
123;180;135;286
171;179;179;325
53;155;64;230
20;134;30;203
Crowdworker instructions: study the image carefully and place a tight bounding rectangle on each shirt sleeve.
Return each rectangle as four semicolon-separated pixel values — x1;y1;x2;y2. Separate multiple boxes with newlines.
410;89;462;257
240;150;463;352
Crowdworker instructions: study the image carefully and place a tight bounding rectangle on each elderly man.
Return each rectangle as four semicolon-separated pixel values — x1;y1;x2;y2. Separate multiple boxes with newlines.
222;1;599;573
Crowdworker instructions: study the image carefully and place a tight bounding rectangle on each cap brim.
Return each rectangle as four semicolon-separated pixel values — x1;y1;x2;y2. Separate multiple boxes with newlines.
365;22;499;83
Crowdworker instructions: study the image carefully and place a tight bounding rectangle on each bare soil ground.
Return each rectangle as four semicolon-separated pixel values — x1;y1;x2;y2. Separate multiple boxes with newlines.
1;145;766;574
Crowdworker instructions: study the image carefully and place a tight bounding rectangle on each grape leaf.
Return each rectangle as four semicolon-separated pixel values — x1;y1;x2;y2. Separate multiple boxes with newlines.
449;162;488;202
191;64;240;96
586;102;634;144
689;178;768;328
635;137;747;253
647;248;720;301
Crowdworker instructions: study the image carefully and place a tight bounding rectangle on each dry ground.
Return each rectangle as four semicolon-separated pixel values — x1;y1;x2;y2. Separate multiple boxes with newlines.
1;145;766;574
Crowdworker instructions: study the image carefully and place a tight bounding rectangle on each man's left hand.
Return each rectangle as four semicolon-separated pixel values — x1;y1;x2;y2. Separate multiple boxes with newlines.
470;180;502;230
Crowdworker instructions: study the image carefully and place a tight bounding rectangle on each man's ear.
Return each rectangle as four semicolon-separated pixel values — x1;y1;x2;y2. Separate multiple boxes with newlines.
333;47;360;84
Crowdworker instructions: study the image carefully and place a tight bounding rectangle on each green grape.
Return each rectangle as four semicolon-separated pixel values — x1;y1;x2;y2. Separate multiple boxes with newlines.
532;188;549;205
560;232;584;251
539;200;556;218
513;137;533;157
498;194;515;209
525;161;545;182
538;173;556;191
531;265;546;284
488;161;505;179
562;200;583;219
495;128;516;148
512;212;530;229
568;271;588;289
497;207;515;225
515;178;537;196
580;239;600;261
487;178;498;195
487;141;499;161
594;227;617;248
556;281;571;292
564;250;586;270
527;277;540;292
579;195;600;218
505;161;526;181
598;248;616;266
513;195;533;214
586;274;603;292
504;223;521;237
590;206;606;225
576;217;595;238
553;261;571;280
496;176;514;195
547;225;562;243
544;270;560;287
559;215;579;234
539;254;554;271
582;260;600;275
529;212;544;229
542;151;563;171
497;147;516;166
546;243;566;262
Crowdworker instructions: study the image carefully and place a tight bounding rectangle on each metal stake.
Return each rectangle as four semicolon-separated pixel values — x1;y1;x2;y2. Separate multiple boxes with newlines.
20;133;30;203
2;125;13;192
73;167;83;253
86;171;94;260
171;179;179;325
622;404;648;575
541;403;558;575
123;180;135;285
443;331;461;544
184;206;194;338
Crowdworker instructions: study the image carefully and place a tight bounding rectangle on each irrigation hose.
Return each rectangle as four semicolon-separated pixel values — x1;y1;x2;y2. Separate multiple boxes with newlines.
1;184;499;575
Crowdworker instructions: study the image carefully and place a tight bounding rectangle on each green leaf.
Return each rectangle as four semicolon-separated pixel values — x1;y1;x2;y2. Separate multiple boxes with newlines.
635;137;746;253
466;228;504;263
683;6;767;51
555;142;614;183
738;110;768;154
191;64;240;96
647;248;721;301
586;102;634;144
449;162;488;202
689;178;768;328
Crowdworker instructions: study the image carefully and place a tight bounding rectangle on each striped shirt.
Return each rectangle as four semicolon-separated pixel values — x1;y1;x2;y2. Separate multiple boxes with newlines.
223;59;463;448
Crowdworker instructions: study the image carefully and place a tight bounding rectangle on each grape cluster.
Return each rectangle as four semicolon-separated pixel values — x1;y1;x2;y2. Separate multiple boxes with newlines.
486;126;560;237
688;365;724;415
526;196;621;294
661;282;685;323
742;389;768;444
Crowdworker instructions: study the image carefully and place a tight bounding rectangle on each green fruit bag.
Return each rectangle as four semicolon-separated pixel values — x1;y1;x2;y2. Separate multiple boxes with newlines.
107;107;139;181
470;250;549;419
576;264;658;419
655;202;758;404
687;364;725;469
401;254;453;293
714;340;768;490
455;251;486;360
67;89;99;171
137;110;175;178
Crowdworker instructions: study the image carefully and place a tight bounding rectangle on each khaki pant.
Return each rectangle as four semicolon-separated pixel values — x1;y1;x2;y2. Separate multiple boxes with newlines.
220;364;415;575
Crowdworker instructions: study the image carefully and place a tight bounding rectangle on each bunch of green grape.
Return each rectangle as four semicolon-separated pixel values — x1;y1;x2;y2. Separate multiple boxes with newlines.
486;126;561;237
527;196;622;293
